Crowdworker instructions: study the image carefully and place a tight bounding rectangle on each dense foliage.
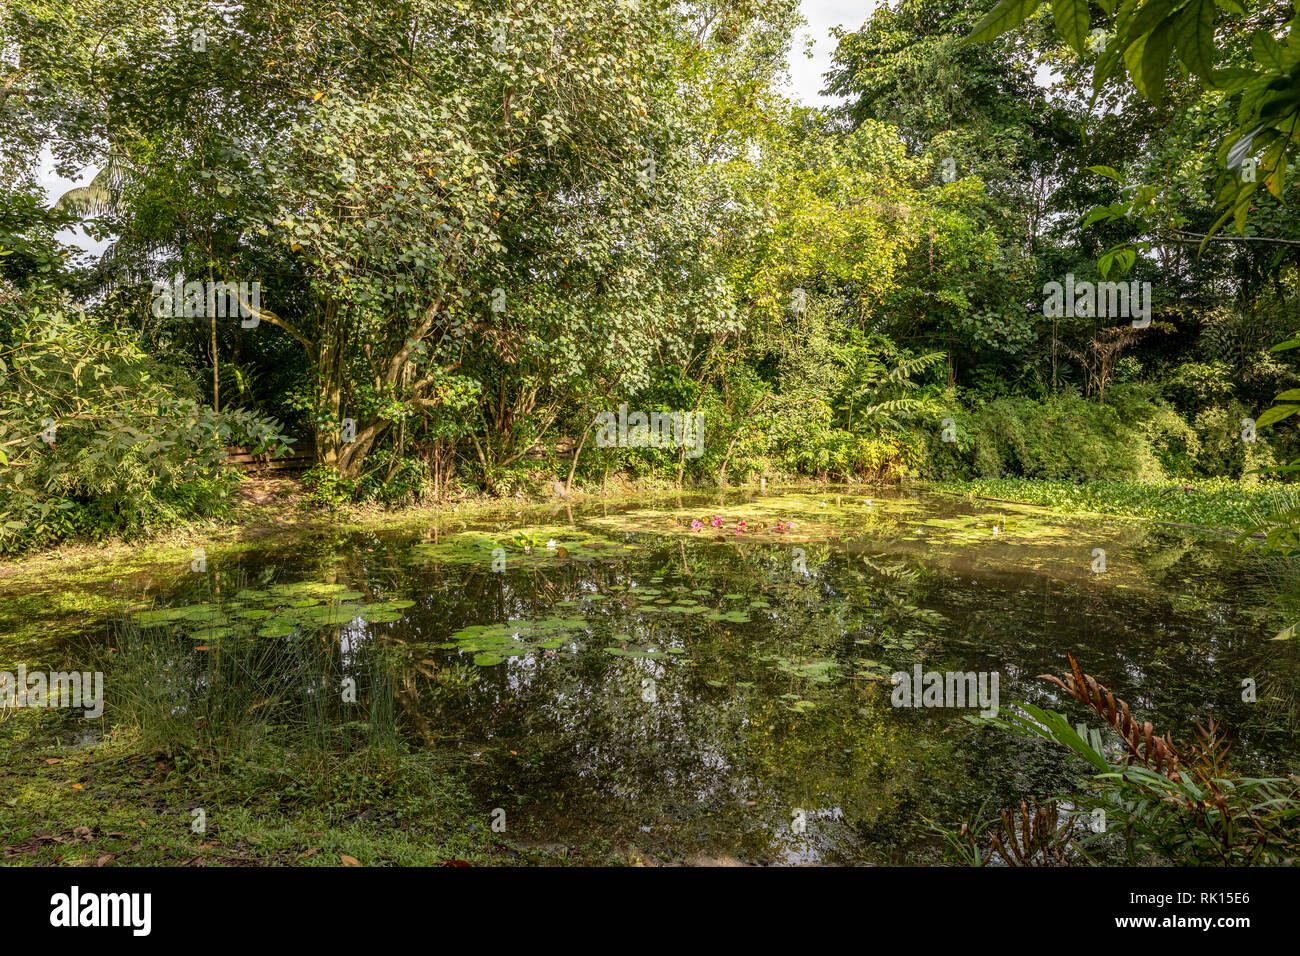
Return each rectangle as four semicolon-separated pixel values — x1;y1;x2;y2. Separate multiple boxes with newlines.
1;0;1298;550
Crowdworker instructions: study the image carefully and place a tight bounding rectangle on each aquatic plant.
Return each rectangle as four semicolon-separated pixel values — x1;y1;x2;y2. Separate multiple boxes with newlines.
936;799;1083;867
957;654;1300;866
103;609;400;756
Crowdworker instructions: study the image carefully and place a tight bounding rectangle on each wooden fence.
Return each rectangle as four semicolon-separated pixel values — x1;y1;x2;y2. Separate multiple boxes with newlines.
223;445;316;474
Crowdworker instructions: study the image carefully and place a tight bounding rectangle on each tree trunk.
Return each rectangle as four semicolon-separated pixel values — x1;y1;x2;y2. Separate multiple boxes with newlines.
566;417;598;495
208;263;220;413
211;311;219;413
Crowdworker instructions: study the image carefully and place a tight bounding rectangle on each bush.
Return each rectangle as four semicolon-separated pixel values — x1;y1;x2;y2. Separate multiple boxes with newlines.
954;654;1300;866
1190;404;1279;482
0;292;290;551
301;466;359;512
356;451;435;505
917;385;1279;483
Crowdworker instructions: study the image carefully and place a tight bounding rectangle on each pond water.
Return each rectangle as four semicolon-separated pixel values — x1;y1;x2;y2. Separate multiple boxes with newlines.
6;488;1299;864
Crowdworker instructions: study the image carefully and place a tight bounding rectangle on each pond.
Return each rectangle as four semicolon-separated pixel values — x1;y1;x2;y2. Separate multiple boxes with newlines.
5;488;1298;864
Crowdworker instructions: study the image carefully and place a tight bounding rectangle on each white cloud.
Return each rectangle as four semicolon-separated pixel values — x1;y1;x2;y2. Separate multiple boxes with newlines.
786;0;881;107
38;150;111;258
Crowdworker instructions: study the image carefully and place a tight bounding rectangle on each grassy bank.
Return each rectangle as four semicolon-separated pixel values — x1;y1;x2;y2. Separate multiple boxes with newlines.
1;711;482;866
0;697;639;867
929;477;1299;535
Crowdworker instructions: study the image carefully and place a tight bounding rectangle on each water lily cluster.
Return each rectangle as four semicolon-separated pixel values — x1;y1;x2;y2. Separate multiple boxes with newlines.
682;515;794;536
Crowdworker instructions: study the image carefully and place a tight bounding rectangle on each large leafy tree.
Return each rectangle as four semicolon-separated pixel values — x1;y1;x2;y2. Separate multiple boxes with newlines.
13;0;760;479
968;0;1300;240
232;0;701;476
826;0;1067;227
823;0;1060;386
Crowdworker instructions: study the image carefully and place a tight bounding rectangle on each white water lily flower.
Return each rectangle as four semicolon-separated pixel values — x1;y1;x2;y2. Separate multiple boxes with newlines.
546;539;557;551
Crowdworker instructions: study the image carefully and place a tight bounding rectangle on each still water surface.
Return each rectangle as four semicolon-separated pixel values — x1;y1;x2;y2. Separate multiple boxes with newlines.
12;489;1298;863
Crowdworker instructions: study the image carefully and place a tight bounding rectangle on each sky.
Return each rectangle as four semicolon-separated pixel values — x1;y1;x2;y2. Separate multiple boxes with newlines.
787;0;879;107
40;1;880;258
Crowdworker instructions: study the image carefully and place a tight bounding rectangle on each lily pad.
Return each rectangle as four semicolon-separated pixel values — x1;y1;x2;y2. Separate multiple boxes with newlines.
257;622;298;638
189;626;235;641
134;607;192;626
304;606;359;625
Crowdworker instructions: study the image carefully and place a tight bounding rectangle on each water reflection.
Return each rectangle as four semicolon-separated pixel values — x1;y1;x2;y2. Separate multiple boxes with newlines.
31;489;1300;863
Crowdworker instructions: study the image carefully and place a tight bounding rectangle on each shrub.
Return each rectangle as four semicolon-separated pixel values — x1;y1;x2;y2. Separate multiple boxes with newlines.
301;466;359;512
916;385;1272;483
946;654;1300;866
356;451;435;505
0;292;290;551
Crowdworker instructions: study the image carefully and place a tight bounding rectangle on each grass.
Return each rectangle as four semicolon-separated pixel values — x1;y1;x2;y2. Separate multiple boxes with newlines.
0;609;646;867
928;477;1300;535
1;713;479;866
0;704;642;866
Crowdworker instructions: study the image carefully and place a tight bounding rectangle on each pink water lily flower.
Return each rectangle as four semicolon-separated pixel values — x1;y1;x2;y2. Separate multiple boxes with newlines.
710;515;723;527
690;519;703;531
